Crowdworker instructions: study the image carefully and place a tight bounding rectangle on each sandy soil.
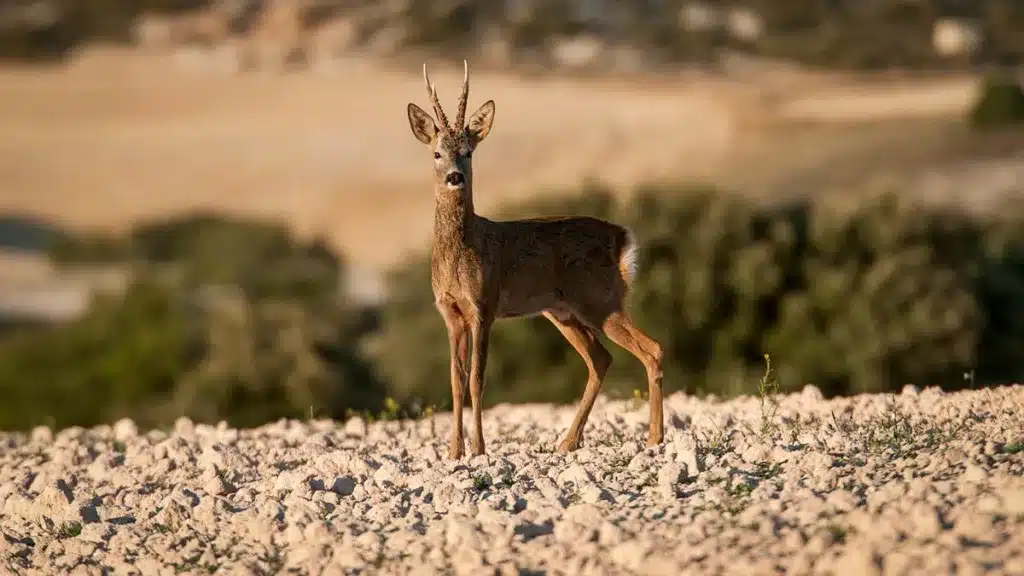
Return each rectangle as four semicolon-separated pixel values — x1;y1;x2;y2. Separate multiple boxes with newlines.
0;50;980;273
1;385;1022;575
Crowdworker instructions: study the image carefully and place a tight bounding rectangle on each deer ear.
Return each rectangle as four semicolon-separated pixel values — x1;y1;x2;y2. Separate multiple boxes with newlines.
466;100;495;145
407;103;437;145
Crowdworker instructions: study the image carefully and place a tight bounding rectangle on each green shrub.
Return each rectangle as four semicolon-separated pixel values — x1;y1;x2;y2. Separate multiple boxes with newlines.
170;294;384;428
49;212;343;306
371;183;1024;407
0;281;194;430
969;77;1024;130
0;213;382;431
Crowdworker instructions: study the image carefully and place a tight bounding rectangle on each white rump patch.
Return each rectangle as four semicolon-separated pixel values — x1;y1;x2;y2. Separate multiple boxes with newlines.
620;229;638;283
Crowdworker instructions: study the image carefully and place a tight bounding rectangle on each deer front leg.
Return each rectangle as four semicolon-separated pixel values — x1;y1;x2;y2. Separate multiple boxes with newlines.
467;313;493;456
438;303;469;460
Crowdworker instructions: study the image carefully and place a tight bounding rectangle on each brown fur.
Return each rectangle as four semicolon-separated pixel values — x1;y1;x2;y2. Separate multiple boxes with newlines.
408;62;664;459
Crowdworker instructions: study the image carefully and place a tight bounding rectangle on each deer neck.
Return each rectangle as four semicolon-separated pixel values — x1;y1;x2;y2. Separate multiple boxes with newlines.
433;187;476;253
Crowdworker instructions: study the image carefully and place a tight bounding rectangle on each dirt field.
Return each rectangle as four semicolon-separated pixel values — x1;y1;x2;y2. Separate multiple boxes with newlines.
0;49;983;277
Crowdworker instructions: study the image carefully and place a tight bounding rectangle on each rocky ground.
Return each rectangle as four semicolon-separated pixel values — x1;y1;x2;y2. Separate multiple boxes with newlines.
1;385;1022;575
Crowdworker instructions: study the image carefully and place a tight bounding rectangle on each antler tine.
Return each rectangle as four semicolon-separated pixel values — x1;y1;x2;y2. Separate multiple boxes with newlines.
455;59;470;132
422;63;452;134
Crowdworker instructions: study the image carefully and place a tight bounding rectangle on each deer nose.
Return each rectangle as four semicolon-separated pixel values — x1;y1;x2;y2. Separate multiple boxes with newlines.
445;171;465;187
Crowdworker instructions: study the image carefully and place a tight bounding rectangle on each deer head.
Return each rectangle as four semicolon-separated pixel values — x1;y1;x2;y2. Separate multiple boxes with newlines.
407;61;496;197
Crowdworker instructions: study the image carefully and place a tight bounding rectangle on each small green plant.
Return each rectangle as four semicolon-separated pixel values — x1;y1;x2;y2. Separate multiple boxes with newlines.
609;427;626;446
830;410;858;436
783;415;811;447
500;465;516;487
382;397;400;421
112;440;126;453
827;523;848;544
628;388;647;412
564;487;582;505
699;422;734;457
754;354;780;439
715;476;754;514
57;521;82;539
423;405;436;437
472;472;492;491
753;461;784;480
868;403;915;452
726;479;754;499
1001;441;1024;455
833;455;867;468
608;452;631;468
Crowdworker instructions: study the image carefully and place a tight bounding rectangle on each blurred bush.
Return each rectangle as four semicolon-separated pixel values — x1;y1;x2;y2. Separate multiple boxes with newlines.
969;76;1024;130
372;183;1024;408
2;191;1021;430
0;213;384;430
51;213;344;306
390;0;1024;71
0;0;208;62
0;281;193;430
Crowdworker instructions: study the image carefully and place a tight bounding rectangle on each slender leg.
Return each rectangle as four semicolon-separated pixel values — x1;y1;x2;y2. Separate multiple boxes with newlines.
438;303;469;459
544;312;612;454
602;311;665;447
467;312;494;456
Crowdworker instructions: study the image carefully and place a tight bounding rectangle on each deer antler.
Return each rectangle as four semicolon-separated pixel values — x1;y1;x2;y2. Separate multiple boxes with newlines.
423;63;452;135
455;60;470;132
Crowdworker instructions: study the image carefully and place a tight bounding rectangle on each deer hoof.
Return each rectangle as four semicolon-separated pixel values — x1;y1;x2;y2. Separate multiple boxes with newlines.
449;440;465;460
556;438;579;454
645;435;664;448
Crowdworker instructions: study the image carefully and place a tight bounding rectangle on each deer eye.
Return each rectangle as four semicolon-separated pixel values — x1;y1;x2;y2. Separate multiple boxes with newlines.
433;152;441;160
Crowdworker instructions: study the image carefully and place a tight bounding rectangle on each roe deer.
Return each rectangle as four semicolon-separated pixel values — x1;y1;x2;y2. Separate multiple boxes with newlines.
406;61;664;460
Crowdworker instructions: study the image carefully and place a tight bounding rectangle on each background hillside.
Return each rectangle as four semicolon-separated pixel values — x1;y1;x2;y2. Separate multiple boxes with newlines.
0;0;1022;430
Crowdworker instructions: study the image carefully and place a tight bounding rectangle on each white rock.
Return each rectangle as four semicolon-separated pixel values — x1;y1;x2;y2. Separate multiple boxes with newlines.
344;417;367;438
657;462;688;498
173;417;195;438
963;464;988;483
203;475;236;496
579;484;613;504
800;385;824;402
741;445;769;464
112;419;138;442
30;426;53;444
998;485;1024;515
557;464;594;487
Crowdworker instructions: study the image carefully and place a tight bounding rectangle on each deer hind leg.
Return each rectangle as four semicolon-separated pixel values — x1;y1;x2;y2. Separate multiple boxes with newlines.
467;311;494;456
438;302;469;460
601;310;665;447
544;311;612;454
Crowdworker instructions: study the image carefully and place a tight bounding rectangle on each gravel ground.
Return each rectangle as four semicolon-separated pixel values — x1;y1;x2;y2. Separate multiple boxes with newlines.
2;385;1023;576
